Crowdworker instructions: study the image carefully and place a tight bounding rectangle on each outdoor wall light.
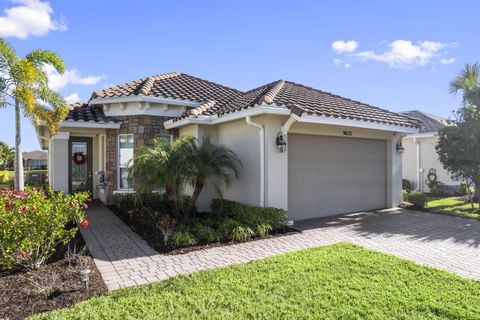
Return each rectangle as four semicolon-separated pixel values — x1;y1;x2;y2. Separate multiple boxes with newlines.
396;141;405;154
276;132;287;153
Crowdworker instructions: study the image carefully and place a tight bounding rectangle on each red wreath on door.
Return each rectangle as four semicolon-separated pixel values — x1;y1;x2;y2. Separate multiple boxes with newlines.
73;152;86;165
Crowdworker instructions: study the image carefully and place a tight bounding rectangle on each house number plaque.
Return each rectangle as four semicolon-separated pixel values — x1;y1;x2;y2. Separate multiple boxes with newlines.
343;130;353;136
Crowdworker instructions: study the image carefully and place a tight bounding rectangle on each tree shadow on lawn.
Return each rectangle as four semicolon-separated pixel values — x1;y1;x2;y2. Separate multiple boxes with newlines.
295;207;480;248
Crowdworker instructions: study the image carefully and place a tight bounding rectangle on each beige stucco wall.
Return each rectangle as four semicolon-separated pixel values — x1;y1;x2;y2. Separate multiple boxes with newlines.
180;115;404;214
402;135;459;192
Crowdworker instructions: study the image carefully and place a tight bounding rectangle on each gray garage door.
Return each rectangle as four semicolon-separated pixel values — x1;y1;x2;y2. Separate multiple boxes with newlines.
288;134;387;221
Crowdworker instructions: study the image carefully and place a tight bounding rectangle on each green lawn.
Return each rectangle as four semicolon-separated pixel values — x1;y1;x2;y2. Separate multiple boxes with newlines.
31;243;480;320
427;196;480;220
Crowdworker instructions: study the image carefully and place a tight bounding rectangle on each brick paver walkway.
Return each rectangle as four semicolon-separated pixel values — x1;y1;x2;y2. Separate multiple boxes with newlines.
81;202;480;290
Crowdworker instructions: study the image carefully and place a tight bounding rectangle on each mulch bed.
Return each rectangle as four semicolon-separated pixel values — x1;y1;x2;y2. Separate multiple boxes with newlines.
109;205;299;255
0;237;107;320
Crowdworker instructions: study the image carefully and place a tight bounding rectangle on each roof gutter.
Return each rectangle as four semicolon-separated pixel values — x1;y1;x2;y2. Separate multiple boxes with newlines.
245;116;265;207
165;105;419;134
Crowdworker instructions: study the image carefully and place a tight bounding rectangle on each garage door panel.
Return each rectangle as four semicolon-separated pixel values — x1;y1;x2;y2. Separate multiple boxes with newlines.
288;134;387;220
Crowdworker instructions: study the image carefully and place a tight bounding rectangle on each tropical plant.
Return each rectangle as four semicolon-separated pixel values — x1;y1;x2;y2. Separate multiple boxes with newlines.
0;187;90;269
172;230;197;247
0;38;68;190
181;137;241;214
0;141;14;170
128;137;192;219
129;136;241;220
437;62;480;209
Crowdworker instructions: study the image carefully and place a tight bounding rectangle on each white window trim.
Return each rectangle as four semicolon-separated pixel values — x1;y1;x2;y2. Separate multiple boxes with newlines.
117;134;134;191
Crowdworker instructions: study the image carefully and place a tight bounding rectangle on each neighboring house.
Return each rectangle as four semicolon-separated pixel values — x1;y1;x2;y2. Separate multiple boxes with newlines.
401;110;459;193
35;72;420;222
22;150;48;169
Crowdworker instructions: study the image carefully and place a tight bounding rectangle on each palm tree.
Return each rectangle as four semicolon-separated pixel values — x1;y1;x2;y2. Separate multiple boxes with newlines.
0;141;14;170
129;137;192;219
0;38;67;190
181;137;241;215
449;62;480;109
129;136;241;219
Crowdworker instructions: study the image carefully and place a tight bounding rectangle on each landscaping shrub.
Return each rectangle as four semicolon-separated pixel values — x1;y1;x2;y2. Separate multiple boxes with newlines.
427;180;446;196
172;230;198;247
407;191;428;208
230;226;255;242
402;179;412;192
211;199;287;229
191;223;220;243
255;223;273;238
0;187;90;269
402;189;409;202
217;218;243;241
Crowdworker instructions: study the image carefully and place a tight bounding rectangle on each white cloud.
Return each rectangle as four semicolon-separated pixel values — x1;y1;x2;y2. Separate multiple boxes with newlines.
0;0;67;39
332;40;359;53
44;65;106;90
333;58;351;69
354;40;457;69
64;93;80;104
441;57;456;65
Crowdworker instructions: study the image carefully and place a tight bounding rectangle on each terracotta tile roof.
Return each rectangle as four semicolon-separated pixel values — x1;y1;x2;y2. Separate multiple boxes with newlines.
91;73;243;110
175;79;421;128
81;71;420;129
65;102;118;123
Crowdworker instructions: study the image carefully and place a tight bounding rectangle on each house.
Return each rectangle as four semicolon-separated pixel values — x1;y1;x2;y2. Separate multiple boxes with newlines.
401;110;460;193
35;72;420;222
22;150;48;169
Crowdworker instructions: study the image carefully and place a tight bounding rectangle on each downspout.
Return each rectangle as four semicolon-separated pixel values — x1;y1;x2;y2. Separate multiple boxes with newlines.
281;115;296;137
414;137;420;191
245;116;265;207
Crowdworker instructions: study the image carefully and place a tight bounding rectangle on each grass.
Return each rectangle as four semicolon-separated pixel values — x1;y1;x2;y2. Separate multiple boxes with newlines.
31;243;480;320
427;196;480;220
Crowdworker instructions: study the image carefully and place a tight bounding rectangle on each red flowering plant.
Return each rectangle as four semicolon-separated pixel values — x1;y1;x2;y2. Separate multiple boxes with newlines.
0;186;90;269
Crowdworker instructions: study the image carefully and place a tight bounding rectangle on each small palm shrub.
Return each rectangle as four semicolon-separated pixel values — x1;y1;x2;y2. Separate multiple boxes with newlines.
0;187;90;269
172;230;198;247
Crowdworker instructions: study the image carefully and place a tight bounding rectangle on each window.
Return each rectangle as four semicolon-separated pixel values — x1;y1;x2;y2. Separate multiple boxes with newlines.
155;133;173;144
118;134;134;189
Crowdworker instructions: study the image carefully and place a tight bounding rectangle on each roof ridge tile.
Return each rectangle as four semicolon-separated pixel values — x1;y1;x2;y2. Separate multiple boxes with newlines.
258;80;285;105
189;100;216;116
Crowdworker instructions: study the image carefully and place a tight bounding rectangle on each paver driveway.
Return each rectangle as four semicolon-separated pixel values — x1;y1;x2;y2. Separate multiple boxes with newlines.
81;202;480;290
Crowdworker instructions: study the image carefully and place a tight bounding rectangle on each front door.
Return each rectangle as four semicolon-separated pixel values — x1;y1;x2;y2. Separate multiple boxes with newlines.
69;137;93;194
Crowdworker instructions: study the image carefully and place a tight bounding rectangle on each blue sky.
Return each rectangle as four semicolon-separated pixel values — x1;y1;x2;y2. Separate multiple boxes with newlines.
0;0;478;150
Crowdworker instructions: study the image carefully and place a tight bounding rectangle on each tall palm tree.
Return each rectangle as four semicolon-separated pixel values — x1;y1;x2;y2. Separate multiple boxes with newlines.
449;62;480;110
0;141;14;170
181;137;241;215
0;38;67;190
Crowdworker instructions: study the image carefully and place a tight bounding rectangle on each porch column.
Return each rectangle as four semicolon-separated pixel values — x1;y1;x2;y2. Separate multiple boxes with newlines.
51;132;70;193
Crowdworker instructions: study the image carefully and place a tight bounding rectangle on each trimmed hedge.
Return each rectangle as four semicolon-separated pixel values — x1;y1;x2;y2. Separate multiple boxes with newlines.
211;199;287;229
